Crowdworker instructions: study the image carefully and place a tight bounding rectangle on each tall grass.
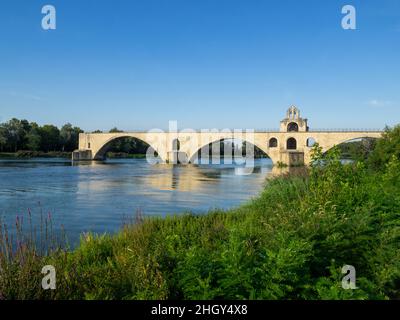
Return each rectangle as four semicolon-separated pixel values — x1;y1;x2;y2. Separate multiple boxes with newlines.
0;208;67;299
0;143;399;300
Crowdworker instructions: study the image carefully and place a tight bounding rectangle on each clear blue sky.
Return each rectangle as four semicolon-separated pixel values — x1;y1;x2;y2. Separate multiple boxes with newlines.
0;0;399;131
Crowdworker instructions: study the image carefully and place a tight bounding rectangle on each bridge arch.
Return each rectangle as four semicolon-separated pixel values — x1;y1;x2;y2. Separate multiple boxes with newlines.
92;134;162;161
321;136;380;154
188;137;274;164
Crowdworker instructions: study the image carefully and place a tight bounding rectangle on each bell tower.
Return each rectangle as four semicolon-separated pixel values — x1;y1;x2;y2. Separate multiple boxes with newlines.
280;106;309;132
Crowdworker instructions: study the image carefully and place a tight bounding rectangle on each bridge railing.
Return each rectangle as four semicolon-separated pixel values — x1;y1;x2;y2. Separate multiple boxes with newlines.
307;128;382;132
252;128;382;133
86;128;383;134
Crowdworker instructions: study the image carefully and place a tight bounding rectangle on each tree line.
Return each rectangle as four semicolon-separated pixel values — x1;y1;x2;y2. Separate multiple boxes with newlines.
0;118;83;153
0;119;150;155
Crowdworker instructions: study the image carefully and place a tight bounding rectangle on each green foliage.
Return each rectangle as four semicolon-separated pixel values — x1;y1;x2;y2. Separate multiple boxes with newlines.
276;161;288;168
336;138;376;162
25;123;42;151
1;127;400;300
0;118;150;157
0;118;83;153
107;137;149;155
60;123;83;152
310;142;323;167
38;125;60;152
368;125;400;170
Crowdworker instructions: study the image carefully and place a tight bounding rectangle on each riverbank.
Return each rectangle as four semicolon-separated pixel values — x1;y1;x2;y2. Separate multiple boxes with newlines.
0;127;399;300
0;151;148;159
106;152;147;159
0;151;71;159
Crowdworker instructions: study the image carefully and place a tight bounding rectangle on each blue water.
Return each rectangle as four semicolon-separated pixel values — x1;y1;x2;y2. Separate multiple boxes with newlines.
0;158;273;244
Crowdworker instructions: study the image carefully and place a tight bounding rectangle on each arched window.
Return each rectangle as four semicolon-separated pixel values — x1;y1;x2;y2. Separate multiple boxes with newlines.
287;138;297;150
307;137;316;147
287;122;299;132
172;139;180;151
269;138;278;148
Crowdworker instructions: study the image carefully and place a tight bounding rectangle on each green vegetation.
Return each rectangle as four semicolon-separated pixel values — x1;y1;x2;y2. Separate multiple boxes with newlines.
106;152;147;159
0;126;399;300
367;125;400;170
276;161;288;168
0;119;148;158
336;138;376;161
0;119;83;153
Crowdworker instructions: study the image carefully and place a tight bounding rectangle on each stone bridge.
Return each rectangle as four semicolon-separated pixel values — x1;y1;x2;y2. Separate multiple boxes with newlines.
72;106;382;166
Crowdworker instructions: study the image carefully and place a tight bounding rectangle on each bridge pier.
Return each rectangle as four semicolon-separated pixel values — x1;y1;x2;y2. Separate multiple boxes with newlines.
72;150;93;161
166;151;189;164
279;151;305;166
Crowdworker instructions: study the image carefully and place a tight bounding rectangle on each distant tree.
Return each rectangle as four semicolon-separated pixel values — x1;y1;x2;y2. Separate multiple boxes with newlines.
71;126;84;151
1;118;25;152
60;123;83;152
337;138;376;162
0;118;85;153
25;122;41;151
92;130;103;133
0;119;34;151
60;123;73;151
39;125;60;152
368;125;400;170
0;126;7;152
109;127;123;133
19;119;32;149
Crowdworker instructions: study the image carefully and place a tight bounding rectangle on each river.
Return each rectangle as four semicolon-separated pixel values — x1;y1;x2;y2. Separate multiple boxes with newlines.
0;158;274;245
